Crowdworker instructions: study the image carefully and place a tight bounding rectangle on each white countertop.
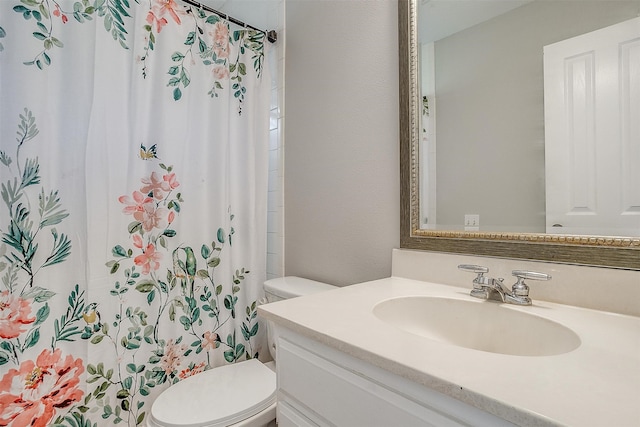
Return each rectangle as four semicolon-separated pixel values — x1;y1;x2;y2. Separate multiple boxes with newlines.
258;277;640;427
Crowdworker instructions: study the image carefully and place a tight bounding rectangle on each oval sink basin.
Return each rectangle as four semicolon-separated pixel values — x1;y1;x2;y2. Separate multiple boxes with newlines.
373;296;581;356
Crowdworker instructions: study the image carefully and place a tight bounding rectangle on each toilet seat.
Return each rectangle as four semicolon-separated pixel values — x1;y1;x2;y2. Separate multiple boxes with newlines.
147;359;276;427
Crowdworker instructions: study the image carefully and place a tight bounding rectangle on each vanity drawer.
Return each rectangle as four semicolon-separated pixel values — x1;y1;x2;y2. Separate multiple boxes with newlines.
277;337;465;427
277;401;320;427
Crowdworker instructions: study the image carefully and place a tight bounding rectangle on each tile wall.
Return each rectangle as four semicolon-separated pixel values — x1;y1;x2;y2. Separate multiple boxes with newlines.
266;0;285;279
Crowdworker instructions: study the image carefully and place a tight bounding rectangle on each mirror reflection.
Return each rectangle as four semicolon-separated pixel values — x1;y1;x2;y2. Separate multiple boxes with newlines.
417;0;640;237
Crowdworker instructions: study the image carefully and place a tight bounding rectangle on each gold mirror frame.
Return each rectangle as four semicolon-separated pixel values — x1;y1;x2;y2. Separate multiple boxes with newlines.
398;0;640;270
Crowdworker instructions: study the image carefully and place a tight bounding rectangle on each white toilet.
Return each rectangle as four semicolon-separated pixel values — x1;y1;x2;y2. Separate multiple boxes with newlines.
146;276;336;427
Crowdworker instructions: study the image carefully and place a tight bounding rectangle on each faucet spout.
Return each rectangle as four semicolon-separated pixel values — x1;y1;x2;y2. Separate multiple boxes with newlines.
473;277;509;302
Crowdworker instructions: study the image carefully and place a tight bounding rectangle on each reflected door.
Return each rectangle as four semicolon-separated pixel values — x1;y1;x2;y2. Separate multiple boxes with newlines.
544;17;640;236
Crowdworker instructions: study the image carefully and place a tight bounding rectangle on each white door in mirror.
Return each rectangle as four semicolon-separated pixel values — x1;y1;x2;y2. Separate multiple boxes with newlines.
544;17;640;236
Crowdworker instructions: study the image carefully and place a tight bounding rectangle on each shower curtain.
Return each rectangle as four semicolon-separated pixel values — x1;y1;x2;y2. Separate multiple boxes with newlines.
0;1;270;425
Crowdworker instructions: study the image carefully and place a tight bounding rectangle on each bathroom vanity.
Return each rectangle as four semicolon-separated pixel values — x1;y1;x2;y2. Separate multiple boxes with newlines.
258;250;640;426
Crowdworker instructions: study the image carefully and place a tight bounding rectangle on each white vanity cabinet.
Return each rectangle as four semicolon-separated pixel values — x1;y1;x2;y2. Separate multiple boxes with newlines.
275;328;514;427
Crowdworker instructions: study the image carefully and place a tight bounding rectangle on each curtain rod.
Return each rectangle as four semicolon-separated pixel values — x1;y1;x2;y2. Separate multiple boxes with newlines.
181;0;278;43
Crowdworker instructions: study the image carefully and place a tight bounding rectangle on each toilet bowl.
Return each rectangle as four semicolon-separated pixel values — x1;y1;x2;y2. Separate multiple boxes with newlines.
146;277;336;427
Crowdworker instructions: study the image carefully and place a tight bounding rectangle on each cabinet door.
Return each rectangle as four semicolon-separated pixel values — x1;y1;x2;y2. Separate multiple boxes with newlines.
278;337;467;427
277;402;320;427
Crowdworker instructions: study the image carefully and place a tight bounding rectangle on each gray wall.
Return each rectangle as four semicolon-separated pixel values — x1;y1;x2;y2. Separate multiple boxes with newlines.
434;1;640;232
284;0;399;286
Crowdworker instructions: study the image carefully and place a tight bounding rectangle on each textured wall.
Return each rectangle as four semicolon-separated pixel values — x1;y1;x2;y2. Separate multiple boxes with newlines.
284;0;400;286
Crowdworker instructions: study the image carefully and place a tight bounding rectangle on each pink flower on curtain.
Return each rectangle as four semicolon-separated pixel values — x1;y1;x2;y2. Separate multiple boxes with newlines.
163;172;180;190
210;21;230;59
0;349;84;427
141;171;172;200
160;339;187;374
119;191;153;215
201;331;219;350
52;5;68;24
0;291;36;339
132;234;144;249
213;66;230;80
146;11;169;33
152;0;185;25
134;244;162;275
178;362;206;379
136;203;168;232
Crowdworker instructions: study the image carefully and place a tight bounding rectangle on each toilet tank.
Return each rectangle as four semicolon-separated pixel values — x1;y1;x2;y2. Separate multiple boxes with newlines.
264;276;336;302
264;277;336;361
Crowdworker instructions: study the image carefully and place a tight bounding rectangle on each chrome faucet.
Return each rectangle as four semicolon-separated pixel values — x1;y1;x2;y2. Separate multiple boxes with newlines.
458;264;551;305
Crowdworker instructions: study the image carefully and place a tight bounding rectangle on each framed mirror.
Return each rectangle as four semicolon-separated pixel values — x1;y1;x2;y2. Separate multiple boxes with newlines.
399;0;640;269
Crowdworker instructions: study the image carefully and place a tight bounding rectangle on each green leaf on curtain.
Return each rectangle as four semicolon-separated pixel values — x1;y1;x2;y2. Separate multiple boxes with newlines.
40;210;67;227
135;280;155;293
173;87;182;101
179;315;191;330
127;222;142;234
180;70;190;88
201;244;210;258
91;334;104;344
112;245;127;257
42;230;71;267
21;157;40;188
185;31;195;46
0;151;11;166
38;4;49;19
23;286;56;302
34;303;50;325
23;327;40;349
241;323;250;341
147;289;155;305
104;13;113;31
107;260;120;274
205;15;219;24
235;343;245;358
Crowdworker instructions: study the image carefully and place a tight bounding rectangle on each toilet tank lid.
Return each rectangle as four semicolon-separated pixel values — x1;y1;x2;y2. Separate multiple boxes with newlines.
264;276;336;299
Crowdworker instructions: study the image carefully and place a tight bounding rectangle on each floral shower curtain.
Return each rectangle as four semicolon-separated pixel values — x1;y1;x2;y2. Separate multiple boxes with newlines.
0;1;271;425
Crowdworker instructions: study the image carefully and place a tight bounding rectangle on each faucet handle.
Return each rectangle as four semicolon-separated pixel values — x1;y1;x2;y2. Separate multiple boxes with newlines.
511;270;551;298
458;264;491;288
458;264;489;274
512;270;551;282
